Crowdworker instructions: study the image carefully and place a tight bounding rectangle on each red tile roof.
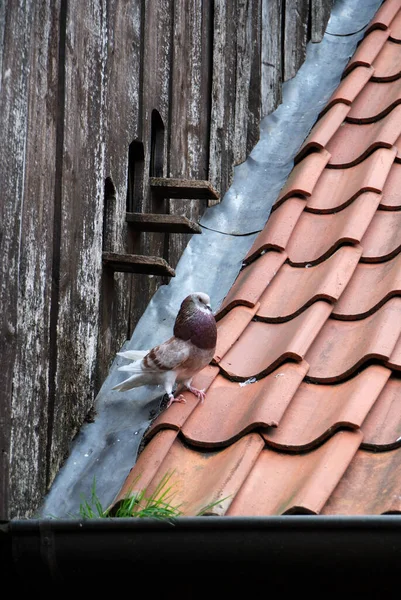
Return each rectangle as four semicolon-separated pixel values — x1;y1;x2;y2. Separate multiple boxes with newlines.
113;0;401;516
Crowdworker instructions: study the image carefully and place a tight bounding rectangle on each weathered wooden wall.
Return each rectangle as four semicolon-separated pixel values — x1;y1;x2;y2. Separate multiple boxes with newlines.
0;0;333;519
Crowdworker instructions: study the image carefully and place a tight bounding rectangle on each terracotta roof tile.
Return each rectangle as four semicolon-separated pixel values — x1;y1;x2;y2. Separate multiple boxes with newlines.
305;298;401;383
294;104;350;164
343;29;390;76
326;104;401;167
360;208;401;262
371;39;401;82
257;246;362;322
274;150;331;207
262;366;391;451
244;198;305;261
361;376;401;450
218;301;332;380
333;252;401;319
348;79;401;123
227;431;363;515
380;160;401;208
118;433;265;516
144;365;220;442
114;1;401;518
365;0;401;34
321;447;401;515
217;251;287;317
180;362;309;448
306;148;396;213
286;192;381;266
389;7;401;41
320;66;374;116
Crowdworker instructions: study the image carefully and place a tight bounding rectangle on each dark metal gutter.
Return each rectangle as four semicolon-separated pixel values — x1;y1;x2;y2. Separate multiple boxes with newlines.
2;516;401;592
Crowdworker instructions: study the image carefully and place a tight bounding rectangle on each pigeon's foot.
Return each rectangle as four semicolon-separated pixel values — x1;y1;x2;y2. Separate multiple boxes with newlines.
166;393;187;409
187;385;206;403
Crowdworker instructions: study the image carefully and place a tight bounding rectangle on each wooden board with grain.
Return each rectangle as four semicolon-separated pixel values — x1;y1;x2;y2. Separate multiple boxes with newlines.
127;0;174;336
96;0;142;390
283;0;309;82
49;0;109;484
311;0;334;43
261;0;283;118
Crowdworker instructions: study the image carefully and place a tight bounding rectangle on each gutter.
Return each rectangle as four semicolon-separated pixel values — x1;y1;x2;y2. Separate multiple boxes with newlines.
2;516;401;591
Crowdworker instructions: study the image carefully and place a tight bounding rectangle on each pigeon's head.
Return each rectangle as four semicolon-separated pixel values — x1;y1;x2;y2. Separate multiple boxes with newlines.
175;292;216;349
189;292;212;313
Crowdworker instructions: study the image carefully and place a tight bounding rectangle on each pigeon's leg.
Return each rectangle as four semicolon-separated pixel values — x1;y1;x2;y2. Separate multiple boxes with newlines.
164;373;186;409
183;378;206;403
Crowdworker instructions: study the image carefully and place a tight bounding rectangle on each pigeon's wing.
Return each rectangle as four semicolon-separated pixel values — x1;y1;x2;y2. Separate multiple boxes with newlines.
118;350;148;361
142;336;193;372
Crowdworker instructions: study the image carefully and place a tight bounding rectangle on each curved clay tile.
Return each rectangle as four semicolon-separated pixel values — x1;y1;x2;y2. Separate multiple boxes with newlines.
274;150;331;208
294;104;349;164
360;209;401;262
320;66;374;117
387;332;401;369
218;301;331;380
244;198;305;263
214;304;259;364
120;433;265;516
178;362;309;448
389;7;401;41
257;246;362;322
227;430;363;516
262;366;390;452
321;447;401;515
333;252;401;319
216;251;287;318
343;29;389;76
371;40;401;82
143;365;220;443
306;148;395;213
361;377;401;450
365;0;401;34
113;429;179;505
286;192;381;266
326;104;401;167
379;160;401;208
348;79;401;124
305;298;401;383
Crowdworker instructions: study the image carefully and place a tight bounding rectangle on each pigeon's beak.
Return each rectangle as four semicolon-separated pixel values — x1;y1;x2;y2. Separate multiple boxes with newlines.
206;303;212;311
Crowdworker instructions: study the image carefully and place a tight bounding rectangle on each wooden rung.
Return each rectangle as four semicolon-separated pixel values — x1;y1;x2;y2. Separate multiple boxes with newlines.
102;252;175;277
150;177;220;200
126;212;202;233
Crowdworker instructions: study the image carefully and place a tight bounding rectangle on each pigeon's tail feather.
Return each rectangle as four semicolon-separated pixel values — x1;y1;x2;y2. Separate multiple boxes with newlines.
112;373;146;392
118;362;143;372
118;350;148;361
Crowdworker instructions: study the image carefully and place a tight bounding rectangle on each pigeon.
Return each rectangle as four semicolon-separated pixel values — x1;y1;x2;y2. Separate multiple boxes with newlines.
112;292;217;408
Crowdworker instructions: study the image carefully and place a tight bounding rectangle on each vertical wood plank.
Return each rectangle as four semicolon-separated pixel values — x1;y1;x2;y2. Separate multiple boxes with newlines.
283;0;309;81
8;0;60;517
261;0;283;118
233;0;262;165
0;0;33;518
209;0;237;198
49;0;108;483
167;0;212;269
96;0;142;387
128;0;174;335
311;0;333;43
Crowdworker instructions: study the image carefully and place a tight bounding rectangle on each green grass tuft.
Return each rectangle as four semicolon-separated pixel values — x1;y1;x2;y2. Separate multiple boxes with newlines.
78;472;229;521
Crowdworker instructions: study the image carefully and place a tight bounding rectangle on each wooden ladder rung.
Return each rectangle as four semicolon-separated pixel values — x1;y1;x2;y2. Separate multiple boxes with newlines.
126;212;202;233
150;177;220;200
102;252;175;277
